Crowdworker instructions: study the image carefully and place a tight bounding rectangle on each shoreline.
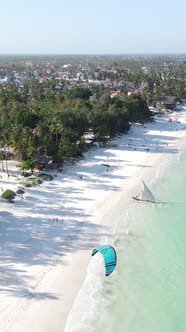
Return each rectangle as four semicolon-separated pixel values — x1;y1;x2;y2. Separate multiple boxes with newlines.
0;106;186;331
64;111;186;331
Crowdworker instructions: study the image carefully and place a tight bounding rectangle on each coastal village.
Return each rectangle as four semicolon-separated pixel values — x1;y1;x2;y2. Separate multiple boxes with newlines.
0;55;185;107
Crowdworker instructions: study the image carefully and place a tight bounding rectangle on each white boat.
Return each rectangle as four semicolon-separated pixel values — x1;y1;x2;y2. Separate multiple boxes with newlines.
133;180;155;203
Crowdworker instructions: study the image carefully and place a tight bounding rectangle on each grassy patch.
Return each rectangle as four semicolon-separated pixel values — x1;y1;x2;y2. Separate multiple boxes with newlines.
26;177;38;184
1;189;16;201
38;173;53;181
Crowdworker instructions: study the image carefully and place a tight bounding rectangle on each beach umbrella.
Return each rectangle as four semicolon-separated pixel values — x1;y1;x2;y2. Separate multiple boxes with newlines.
16;189;25;195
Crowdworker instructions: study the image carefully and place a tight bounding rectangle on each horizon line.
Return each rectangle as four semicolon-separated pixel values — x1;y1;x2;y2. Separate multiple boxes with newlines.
0;53;185;56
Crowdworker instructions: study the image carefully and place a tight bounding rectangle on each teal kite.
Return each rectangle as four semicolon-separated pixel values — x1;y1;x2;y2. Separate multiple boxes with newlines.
91;245;117;276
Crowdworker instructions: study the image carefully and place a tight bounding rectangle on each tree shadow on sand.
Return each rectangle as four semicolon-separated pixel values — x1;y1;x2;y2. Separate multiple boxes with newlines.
0;206;108;301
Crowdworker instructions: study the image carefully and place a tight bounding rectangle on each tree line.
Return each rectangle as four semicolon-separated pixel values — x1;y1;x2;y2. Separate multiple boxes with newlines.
0;82;152;162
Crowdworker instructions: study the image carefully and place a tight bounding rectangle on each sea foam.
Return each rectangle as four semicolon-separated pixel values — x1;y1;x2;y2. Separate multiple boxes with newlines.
64;254;106;332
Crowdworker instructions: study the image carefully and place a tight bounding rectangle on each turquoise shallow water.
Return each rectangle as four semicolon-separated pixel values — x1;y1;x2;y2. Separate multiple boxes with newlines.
94;149;186;331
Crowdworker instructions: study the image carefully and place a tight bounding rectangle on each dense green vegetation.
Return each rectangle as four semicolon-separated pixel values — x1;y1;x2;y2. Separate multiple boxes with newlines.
0;82;151;162
20;160;34;173
1;55;184;163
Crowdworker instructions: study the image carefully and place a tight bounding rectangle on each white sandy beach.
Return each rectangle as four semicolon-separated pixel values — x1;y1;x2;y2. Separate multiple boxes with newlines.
0;105;186;332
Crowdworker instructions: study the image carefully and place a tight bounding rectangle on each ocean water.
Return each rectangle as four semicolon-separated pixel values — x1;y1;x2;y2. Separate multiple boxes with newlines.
93;146;186;332
65;107;186;332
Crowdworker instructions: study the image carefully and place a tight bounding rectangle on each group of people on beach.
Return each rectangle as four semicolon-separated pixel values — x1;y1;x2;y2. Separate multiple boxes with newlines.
51;218;63;224
128;142;150;153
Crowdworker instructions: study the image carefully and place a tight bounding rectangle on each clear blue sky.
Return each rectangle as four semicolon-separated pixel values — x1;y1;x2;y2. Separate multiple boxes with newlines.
0;0;185;54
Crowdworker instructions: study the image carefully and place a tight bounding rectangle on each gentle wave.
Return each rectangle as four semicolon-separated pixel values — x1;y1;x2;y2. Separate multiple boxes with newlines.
64;254;106;332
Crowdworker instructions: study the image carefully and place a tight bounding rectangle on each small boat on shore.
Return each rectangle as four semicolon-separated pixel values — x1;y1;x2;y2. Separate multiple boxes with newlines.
133;180;156;203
